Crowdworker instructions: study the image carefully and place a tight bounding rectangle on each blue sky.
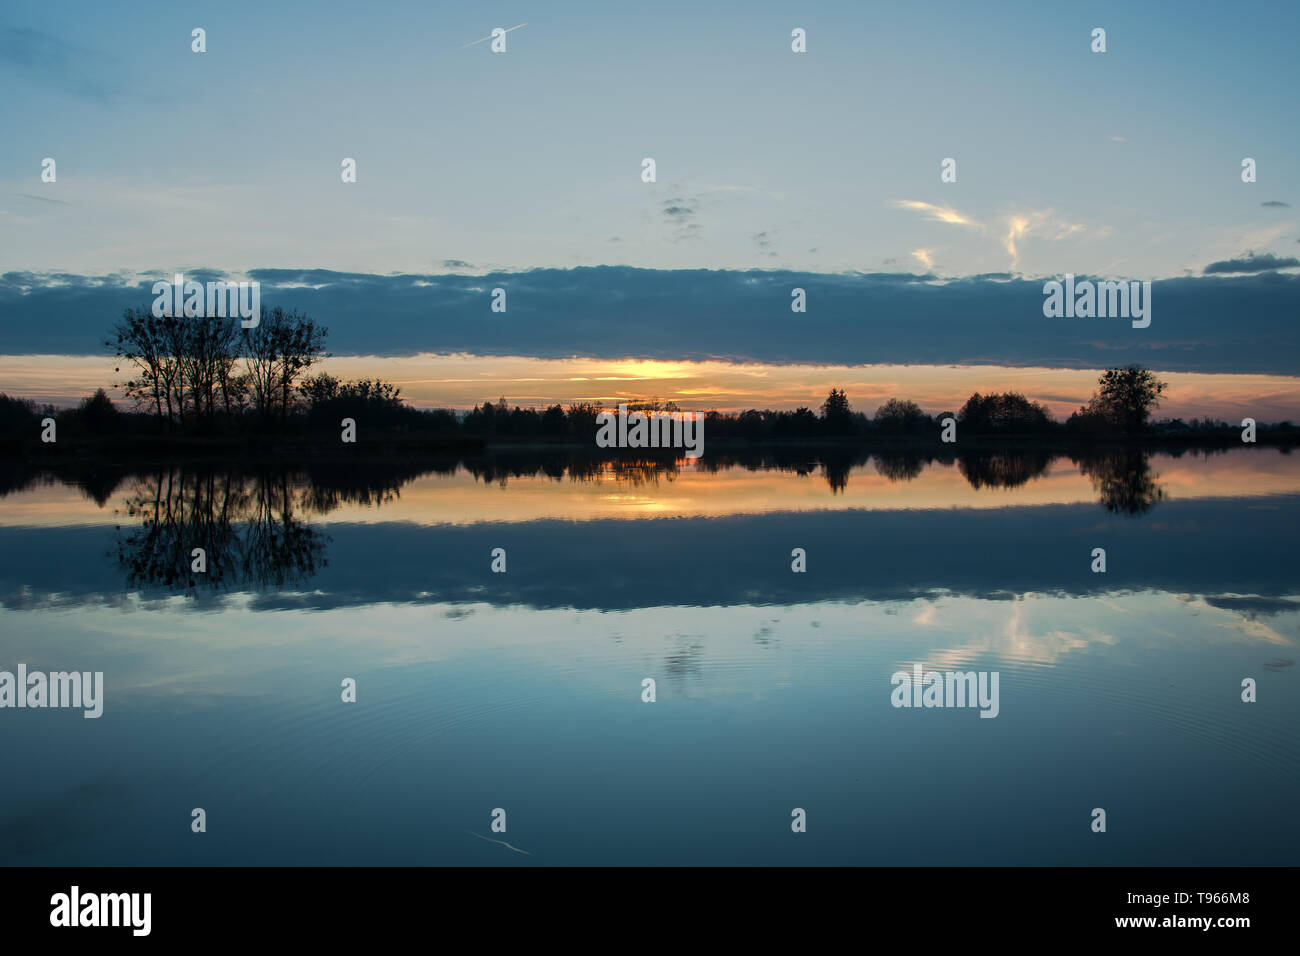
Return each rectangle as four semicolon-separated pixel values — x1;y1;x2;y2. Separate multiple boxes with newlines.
3;0;1298;278
2;0;1298;416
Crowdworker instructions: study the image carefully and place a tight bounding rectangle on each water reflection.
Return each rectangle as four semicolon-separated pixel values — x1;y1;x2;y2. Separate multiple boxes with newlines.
1074;447;1167;514
1;444;1183;502
1;448;1297;867
958;449;1054;490
0;446;1293;605
116;469;329;593
105;461;447;593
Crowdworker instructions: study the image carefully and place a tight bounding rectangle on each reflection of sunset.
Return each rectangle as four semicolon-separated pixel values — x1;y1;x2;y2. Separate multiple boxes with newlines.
6;449;1299;528
5;353;1300;422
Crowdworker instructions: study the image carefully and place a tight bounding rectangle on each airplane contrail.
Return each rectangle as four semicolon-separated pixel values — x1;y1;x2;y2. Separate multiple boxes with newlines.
465;830;533;855
459;23;528;50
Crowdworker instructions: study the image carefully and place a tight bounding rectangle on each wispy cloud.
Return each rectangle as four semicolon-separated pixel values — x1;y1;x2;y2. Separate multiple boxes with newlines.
891;200;981;229
662;197;702;242
1003;210;1085;269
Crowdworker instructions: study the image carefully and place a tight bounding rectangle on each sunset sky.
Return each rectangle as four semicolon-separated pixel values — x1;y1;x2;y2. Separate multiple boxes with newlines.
4;353;1300;423
2;1;1297;417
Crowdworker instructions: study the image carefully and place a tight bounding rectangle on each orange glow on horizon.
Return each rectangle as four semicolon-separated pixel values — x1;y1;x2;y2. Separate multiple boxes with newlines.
2;353;1299;422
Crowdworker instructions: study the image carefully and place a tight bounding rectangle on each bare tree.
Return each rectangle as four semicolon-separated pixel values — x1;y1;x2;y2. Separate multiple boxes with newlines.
243;307;328;424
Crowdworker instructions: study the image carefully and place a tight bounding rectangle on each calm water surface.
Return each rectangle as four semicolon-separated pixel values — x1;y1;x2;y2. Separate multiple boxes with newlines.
1;447;1297;864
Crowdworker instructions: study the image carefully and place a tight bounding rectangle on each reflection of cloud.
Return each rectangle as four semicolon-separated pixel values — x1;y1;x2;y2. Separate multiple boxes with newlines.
4;493;1300;611
1189;595;1294;645
1203;595;1300;617
914;602;1092;671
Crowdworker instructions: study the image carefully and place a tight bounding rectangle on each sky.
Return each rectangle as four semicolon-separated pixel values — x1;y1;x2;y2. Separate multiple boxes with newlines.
1;0;1298;413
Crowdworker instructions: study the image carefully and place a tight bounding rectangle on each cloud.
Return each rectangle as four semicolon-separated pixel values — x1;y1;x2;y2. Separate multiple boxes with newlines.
911;248;934;271
1261;200;1292;208
893;201;1085;269
441;259;474;270
1203;251;1300;274
891;200;980;229
661;197;701;242
1003;210;1086;269
2;267;1298;375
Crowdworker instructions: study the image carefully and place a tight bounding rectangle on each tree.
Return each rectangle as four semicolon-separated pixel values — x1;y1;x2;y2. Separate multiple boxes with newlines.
181;314;241;427
109;307;172;427
0;392;42;439
79;388;120;432
541;403;567;435
565;403;601;439
1091;366;1167;435
820;388;855;434
958;391;1053;434
299;372;341;409
243;307;327;424
873;397;929;435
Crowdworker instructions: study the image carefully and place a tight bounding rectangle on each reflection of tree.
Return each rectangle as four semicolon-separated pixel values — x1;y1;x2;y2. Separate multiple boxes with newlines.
116;467;328;594
1075;449;1166;514
873;451;926;483
296;460;447;514
821;452;856;494
464;453;684;488
957;450;1053;490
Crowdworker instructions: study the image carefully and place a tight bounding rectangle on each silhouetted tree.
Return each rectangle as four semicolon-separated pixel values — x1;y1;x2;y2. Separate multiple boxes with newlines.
243;307;327;424
820;388;855;435
873;398;929;435
958;392;1053;434
1089;366;1167;435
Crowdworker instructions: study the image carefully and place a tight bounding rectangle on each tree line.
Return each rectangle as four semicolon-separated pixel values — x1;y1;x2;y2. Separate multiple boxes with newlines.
0;302;1290;444
107;305;326;429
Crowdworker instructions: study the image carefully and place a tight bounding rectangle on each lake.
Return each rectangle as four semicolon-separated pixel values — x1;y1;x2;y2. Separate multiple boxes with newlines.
1;445;1297;865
